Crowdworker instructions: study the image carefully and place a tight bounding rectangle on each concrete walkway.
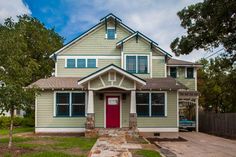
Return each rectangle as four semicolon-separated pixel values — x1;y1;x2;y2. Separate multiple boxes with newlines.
88;129;142;157
157;132;236;157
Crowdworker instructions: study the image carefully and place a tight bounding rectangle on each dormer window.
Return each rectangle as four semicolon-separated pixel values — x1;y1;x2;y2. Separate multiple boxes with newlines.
107;27;116;39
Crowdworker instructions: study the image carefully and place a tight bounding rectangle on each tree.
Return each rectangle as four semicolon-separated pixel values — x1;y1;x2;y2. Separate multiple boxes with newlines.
0;15;64;148
170;0;236;63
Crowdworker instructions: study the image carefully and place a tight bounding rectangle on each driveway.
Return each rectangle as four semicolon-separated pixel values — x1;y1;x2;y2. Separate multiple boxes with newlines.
157;132;236;157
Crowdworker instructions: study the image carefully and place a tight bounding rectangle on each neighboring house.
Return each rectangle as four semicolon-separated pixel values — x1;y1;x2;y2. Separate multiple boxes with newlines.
29;14;201;135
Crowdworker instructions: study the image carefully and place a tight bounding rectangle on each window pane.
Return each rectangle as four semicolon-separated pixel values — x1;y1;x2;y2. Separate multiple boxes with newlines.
56;93;69;116
151;93;165;105
138;56;148;73
152;105;165;116
107;29;115;39
72;93;85;116
56;93;69;104
126;56;136;73
136;93;149;104
67;59;75;68
87;59;96;68
170;67;177;78
72;93;85;104
137;105;149;116
77;59;86;68
187;68;194;78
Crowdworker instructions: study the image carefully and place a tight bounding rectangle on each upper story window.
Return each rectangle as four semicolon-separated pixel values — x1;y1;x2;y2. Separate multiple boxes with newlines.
186;67;194;78
66;58;97;68
125;55;149;74
107;28;116;39
67;59;76;68
170;67;177;78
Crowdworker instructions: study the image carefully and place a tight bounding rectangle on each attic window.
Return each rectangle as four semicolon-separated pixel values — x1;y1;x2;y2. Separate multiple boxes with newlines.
106;28;116;39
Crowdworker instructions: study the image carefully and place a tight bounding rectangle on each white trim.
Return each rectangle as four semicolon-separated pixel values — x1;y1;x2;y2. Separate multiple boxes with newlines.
165;92;168;116
121;52;124;68
78;65;146;86
177;67;179;78
177;91;179;128
35;128;85;133
99;76;105;87
55;61;58;77
104;94;122;128
164;63;167;77
91;85;135;91
185;67;187;78
138;128;178;132
35;94;38;127
195;68;197;90
150;52;153;78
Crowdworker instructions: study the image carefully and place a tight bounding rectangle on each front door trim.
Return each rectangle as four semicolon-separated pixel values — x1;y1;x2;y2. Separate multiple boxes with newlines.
104;93;122;128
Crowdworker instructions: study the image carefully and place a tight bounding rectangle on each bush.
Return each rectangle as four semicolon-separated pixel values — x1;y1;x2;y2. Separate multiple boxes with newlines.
0;116;34;128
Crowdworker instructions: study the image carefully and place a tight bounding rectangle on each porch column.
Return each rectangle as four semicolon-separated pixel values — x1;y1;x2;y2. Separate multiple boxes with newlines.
85;90;95;132
196;97;199;132
129;90;137;130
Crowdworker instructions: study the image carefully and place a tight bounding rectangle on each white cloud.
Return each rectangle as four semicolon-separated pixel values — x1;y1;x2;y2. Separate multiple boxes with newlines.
0;0;31;23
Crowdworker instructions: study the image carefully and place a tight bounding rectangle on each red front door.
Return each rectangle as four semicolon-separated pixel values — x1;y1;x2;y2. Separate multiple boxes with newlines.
106;96;120;128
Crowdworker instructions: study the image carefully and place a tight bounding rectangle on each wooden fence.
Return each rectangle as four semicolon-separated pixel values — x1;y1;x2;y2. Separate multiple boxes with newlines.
199;112;236;139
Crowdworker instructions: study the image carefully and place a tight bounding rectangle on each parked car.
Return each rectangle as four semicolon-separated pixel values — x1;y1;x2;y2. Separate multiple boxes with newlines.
179;116;196;131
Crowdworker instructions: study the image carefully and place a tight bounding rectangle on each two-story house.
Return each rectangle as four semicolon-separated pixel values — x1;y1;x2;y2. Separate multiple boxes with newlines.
30;14;201;136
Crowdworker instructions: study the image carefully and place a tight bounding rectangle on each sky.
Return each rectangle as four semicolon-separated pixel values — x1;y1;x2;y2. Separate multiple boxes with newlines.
0;0;219;62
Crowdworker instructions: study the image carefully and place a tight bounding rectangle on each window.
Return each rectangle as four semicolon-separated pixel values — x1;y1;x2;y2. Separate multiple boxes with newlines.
67;59;76;68
151;93;165;116
136;92;166;117
77;59;86;68
55;92;86;117
87;59;96;68
107;28;115;39
56;93;70;116
126;56;136;73
170;67;177;78
186;67;194;78
72;93;85;116
66;58;97;68
126;55;148;74
136;93;149;116
138;56;148;73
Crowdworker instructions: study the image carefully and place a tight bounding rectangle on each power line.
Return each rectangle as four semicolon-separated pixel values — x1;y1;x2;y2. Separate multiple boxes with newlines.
205;48;224;59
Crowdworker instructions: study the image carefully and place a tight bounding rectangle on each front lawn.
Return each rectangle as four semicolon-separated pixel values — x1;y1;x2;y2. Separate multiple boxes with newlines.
134;150;162;157
0;127;34;135
0;135;97;157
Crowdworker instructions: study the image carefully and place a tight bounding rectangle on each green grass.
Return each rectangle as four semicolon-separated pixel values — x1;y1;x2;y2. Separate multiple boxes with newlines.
54;137;97;150
21;151;82;157
0;137;32;143
16;143;43;149
135;150;162;157
0;127;34;135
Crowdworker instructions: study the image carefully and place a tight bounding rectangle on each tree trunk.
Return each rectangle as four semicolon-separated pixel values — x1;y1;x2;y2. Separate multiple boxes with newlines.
8;108;14;149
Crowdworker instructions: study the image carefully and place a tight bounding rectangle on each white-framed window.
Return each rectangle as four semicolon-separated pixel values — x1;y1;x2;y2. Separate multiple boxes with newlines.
105;27;117;39
55;92;86;117
136;92;167;117
185;67;195;78
65;58;97;68
124;54;149;74
108;71;116;81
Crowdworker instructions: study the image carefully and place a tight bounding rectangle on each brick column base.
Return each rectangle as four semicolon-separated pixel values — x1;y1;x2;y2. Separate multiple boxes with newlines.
129;113;137;130
85;113;97;137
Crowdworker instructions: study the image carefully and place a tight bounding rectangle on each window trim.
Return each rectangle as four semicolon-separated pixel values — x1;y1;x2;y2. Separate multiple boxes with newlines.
136;91;167;117
65;58;97;68
54;91;87;117
185;67;195;79
124;54;150;74
105;27;117;39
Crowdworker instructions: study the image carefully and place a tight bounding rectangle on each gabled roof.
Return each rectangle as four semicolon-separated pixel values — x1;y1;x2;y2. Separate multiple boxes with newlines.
77;64;146;86
167;58;202;67
116;31;172;57
49;13;135;58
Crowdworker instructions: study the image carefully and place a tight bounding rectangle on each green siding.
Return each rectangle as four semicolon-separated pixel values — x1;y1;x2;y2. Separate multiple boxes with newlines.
123;38;151;52
176;67;196;90
122;94;130;127
36;91;86;128
152;58;165;77
59;25;130;56
94;94;104;127
137;91;177;128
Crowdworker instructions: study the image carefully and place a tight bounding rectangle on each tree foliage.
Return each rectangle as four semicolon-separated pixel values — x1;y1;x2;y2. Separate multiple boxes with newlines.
171;0;236;63
198;57;236;113
0;15;64;148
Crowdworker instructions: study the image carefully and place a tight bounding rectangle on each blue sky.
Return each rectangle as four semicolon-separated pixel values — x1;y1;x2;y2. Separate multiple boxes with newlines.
0;0;219;61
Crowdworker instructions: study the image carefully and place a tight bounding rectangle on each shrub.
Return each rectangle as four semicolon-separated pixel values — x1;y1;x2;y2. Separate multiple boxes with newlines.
0;116;34;128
